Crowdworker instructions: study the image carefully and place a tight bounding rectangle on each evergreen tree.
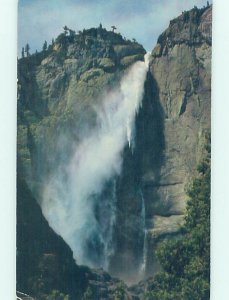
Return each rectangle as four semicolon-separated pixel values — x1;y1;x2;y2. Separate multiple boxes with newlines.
82;287;93;300
25;43;30;57
111;25;117;32
63;25;68;35
114;282;126;300
69;28;75;36
21;47;25;58
43;40;48;51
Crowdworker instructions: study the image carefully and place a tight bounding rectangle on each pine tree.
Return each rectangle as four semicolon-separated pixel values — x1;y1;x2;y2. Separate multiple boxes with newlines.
111;25;117;32
69;28;75;36
63;25;68;35
82;287;93;300
21;47;25;58
25;43;30;57
43;40;47;51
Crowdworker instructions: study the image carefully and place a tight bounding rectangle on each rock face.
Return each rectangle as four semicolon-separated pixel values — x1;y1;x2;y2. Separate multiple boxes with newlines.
17;5;211;296
141;5;211;275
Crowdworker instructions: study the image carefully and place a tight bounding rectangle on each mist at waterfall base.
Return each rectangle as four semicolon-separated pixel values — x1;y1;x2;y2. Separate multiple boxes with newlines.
41;55;149;281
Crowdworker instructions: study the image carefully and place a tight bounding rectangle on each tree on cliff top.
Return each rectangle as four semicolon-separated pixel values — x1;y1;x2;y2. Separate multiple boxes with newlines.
111;25;117;32
21;47;25;58
25;43;30;57
42;40;47;51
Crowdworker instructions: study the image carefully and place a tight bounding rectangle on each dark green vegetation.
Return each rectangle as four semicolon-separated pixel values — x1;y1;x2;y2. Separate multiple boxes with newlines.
20;24;145;65
143;136;210;300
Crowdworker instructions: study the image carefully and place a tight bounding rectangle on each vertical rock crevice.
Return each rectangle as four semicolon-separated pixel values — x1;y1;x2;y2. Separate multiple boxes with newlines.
109;70;165;283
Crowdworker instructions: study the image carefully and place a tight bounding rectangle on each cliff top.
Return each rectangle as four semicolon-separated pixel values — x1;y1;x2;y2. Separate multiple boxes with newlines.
152;5;212;57
19;25;146;67
17;25;146;121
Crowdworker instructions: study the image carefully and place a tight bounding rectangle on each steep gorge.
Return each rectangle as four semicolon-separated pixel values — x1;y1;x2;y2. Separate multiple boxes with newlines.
17;5;211;299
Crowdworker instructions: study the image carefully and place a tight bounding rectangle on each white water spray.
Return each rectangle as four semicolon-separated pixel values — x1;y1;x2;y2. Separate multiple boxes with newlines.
41;54;150;269
140;191;148;278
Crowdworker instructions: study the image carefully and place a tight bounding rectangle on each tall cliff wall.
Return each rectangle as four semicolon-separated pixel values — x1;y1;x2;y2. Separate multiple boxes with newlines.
147;5;211;272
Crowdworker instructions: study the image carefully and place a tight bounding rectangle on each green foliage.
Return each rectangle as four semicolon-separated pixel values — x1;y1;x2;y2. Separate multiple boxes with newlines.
56;33;68;45
25;43;30;57
46;290;69;300
190;6;203;24
114;282;126;300
144;135;210;300
43;40;48;51
54;46;67;63
183;11;190;22
82;287;93;300
21;47;25;58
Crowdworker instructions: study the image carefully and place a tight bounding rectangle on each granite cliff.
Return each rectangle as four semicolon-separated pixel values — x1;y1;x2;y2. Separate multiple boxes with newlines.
137;5;211;276
17;5;211;299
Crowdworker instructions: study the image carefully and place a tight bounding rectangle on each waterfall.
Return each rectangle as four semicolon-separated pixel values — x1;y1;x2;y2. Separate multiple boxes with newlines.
41;54;150;270
140;190;148;279
102;180;117;270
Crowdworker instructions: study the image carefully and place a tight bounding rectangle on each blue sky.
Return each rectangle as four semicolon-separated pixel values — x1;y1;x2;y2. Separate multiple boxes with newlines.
18;0;211;54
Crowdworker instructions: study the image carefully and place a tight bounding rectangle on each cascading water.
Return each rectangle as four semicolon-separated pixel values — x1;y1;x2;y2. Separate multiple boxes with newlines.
41;53;150;271
140;190;148;279
97;179;117;270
